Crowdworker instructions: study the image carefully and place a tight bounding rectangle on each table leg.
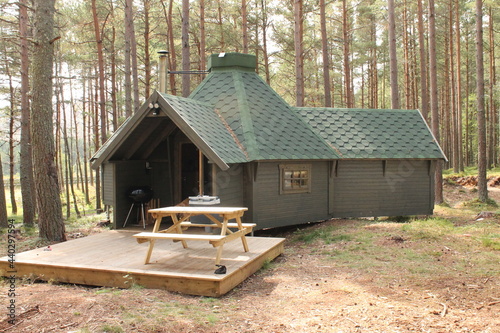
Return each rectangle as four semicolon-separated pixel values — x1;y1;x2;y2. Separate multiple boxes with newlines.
144;239;156;264
215;244;224;266
171;214;188;249
143;215;163;264
236;216;250;252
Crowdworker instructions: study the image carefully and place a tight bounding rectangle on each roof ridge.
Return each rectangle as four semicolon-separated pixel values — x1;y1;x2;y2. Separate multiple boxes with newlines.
233;70;260;160
213;108;250;160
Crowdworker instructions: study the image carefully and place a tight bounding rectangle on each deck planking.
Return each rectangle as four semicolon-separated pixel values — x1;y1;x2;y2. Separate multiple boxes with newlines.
0;230;285;297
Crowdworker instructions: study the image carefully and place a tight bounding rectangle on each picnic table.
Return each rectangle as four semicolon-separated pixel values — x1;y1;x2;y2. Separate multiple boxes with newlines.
133;206;255;271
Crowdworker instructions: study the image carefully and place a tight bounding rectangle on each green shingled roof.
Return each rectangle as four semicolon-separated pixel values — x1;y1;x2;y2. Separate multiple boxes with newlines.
189;53;338;161
295;108;445;159
158;93;248;164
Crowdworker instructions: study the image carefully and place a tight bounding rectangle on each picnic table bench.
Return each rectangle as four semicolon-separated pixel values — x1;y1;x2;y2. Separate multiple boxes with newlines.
133;206;254;271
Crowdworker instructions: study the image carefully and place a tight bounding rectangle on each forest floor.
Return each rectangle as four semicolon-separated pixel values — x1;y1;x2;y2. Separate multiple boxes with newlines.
0;179;499;333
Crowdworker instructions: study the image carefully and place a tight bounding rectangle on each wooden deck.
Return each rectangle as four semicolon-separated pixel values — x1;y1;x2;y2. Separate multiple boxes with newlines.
0;230;285;297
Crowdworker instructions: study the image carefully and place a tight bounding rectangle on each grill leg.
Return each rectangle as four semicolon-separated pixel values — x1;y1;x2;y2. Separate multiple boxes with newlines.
123;203;135;228
140;203;146;229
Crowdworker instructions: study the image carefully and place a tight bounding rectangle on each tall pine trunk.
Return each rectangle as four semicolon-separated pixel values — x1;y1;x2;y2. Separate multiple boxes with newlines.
0;155;8;228
388;0;400;109
294;0;304;107
182;0;190;97
428;0;443;204
32;0;66;241
476;0;488;202
417;0;428;120
320;0;331;107
19;0;36;226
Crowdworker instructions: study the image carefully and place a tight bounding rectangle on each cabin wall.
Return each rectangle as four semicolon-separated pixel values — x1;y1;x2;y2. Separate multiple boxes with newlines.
330;160;434;218
251;161;329;229
213;164;246;210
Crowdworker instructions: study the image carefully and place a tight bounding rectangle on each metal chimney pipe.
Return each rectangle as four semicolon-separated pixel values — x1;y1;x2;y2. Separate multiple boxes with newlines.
158;50;169;93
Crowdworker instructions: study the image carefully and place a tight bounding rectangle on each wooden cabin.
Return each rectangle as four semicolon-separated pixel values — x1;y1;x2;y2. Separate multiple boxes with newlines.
91;52;446;230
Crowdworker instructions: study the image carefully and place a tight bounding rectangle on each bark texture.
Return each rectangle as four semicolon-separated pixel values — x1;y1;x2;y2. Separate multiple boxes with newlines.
31;0;66;241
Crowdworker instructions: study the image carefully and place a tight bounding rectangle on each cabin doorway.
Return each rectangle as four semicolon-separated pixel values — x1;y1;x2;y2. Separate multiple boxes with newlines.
178;143;211;202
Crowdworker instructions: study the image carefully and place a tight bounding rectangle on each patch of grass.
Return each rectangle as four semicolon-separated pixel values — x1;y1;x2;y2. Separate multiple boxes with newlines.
401;217;454;240
462;198;498;209
481;237;500;250
158;301;221;326
292;225;352;244
101;325;124;333
95;288;122;295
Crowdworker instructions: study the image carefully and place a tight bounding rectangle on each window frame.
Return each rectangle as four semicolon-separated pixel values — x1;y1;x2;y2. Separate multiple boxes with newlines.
279;164;312;194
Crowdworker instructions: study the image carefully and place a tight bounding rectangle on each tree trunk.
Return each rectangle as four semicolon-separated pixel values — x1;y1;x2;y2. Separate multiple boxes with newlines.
143;0;151;97
91;0;107;145
388;0;400;109
476;0;488;202
320;0;331;107
18;0;36;226
242;0;248;54
0;155;8;228
182;0;191;97
428;0;443;204
200;0;206;71
294;0;304;107
124;0;133;116
82;76;90;205
260;0;271;85
110;5;118;130
4;52;18;216
488;7;496;168
32;0;66;241
126;0;140;111
342;0;353;107
455;0;463;171
93;71;102;212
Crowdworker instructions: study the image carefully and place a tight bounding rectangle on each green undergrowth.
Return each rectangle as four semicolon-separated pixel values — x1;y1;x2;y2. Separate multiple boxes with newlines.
291;216;500;283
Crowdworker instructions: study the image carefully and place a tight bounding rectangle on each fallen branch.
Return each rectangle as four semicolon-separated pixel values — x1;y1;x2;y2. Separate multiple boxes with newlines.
440;303;448;317
488;300;500;306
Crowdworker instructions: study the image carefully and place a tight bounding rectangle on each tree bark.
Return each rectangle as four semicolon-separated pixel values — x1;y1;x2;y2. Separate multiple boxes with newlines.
260;0;271;85
476;0;488;202
18;0;36;226
182;0;191;97
320;0;331;107
428;0;443;204
31;0;66;241
0;155;8;228
342;0;353;107
125;0;140;111
294;0;304;107
388;0;400;109
200;0;206;71
4;50;18;216
91;0;107;145
143;0;151;97
242;0;248;54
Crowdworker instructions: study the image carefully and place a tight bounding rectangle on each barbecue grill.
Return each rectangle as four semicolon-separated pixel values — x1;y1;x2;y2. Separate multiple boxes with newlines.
123;186;154;229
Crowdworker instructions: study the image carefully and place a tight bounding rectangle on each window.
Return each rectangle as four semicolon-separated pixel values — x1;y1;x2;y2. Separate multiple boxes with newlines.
279;164;311;194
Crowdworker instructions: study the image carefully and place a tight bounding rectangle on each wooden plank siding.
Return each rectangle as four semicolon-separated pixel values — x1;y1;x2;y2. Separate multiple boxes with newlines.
251;161;329;229
102;162;115;206
331;160;434;218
